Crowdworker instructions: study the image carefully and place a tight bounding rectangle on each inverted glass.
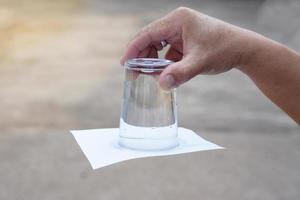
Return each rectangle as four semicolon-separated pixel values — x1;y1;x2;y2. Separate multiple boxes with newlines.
119;58;178;151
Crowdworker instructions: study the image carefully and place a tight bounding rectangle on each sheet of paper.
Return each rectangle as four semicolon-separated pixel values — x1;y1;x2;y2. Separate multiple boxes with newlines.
70;128;223;169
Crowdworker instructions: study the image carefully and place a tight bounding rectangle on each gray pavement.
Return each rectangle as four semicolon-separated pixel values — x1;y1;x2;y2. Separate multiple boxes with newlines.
0;0;299;199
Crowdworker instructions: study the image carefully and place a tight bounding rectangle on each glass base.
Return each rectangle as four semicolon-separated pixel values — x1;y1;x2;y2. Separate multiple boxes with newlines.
118;137;178;151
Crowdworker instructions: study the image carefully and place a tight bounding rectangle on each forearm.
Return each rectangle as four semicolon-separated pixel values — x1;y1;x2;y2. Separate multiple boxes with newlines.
238;33;300;124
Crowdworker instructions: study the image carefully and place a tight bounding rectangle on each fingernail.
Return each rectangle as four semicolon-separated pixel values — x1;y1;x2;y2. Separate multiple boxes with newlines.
161;74;176;90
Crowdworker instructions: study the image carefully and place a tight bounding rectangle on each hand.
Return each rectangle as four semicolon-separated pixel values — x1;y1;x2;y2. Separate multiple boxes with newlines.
120;7;255;90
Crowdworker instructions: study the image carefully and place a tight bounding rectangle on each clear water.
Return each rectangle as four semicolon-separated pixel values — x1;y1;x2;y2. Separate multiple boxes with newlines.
119;118;178;151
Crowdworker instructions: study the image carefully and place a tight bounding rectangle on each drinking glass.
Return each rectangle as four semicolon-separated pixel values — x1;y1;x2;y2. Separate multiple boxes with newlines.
119;58;178;150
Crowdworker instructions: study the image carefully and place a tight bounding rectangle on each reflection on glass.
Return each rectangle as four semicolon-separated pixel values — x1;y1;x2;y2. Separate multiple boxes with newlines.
119;58;178;151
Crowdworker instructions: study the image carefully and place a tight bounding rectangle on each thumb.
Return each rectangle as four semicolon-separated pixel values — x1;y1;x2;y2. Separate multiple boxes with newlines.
159;54;204;90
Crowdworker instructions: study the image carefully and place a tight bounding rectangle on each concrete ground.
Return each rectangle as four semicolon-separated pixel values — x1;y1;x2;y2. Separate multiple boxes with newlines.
0;0;299;199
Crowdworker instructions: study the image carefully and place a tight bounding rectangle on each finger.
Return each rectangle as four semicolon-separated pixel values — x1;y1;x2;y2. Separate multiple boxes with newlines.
120;17;180;64
165;46;183;62
148;46;158;58
159;54;205;90
138;46;151;58
137;45;158;58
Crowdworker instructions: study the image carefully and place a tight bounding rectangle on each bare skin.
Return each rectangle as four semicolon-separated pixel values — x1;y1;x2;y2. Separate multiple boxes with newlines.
120;7;300;124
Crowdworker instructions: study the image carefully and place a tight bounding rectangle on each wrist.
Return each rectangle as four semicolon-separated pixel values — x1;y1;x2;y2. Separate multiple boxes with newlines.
234;30;266;74
235;30;300;75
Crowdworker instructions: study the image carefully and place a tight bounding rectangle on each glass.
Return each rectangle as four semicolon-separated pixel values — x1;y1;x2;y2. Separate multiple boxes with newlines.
119;58;178;151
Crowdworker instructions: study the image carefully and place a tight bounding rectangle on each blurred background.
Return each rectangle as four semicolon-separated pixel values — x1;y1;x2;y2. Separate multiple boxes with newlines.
0;0;299;199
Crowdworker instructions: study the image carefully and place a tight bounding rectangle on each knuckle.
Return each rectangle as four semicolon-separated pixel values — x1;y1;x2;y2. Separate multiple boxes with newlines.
172;7;194;26
174;7;192;15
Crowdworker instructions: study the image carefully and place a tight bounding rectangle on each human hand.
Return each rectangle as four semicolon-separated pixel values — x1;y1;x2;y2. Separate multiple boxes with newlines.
120;7;256;90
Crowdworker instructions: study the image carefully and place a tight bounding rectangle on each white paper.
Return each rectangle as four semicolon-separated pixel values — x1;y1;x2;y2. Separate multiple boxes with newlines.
70;127;223;169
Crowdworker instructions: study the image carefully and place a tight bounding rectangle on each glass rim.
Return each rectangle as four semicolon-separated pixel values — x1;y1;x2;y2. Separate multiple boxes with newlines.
125;58;173;72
